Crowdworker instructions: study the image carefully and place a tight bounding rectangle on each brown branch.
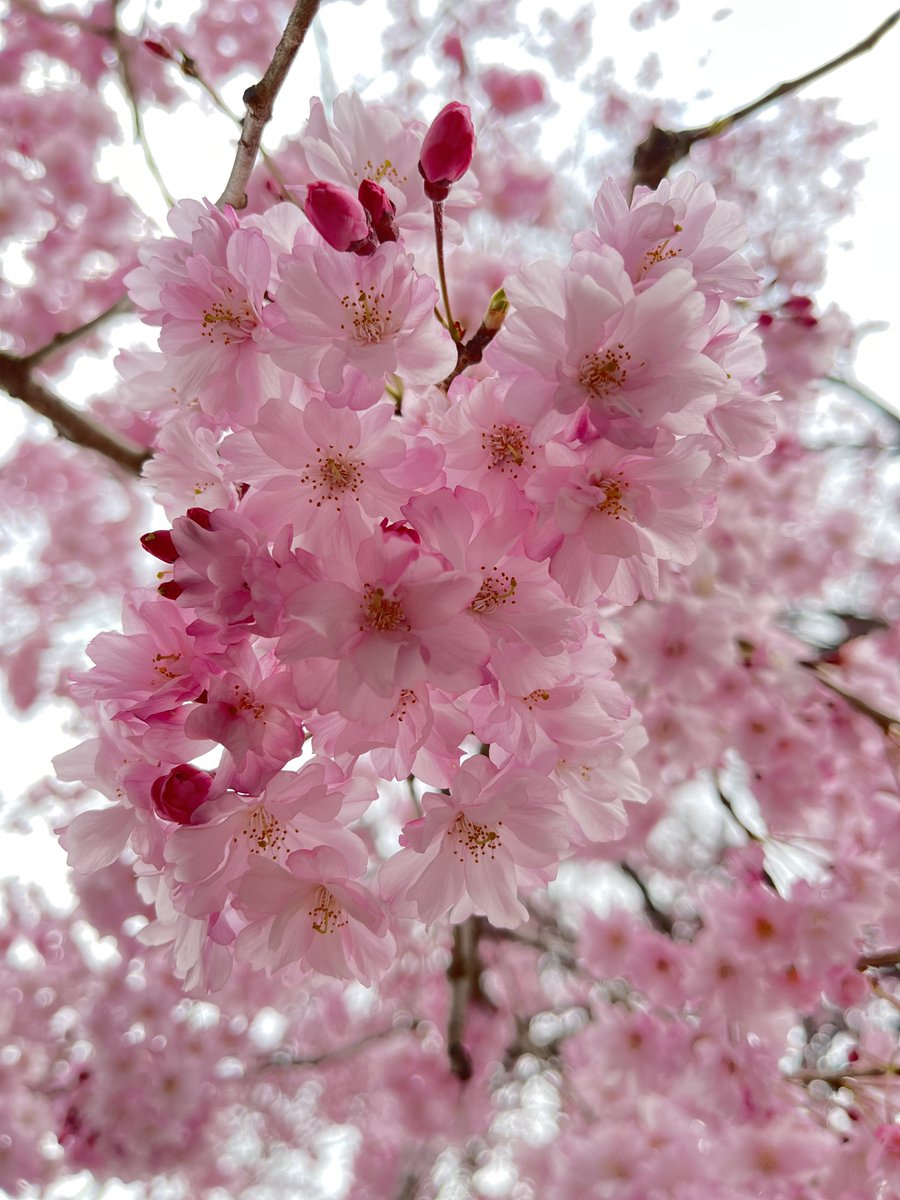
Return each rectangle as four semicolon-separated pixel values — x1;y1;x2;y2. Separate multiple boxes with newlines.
0;353;150;476
446;917;488;1081
217;0;322;210
261;1017;420;1070
174;49;292;201
630;9;900;192
857;948;900;971
787;1064;898;1088
23;296;133;369
801;662;900;735
440;288;509;391
619;861;675;937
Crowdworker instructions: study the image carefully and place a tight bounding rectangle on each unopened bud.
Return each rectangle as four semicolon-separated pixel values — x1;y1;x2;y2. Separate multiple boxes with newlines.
143;39;174;61
151;764;213;824
418;102;476;202
185;507;213;529
483;287;509;333
305;181;375;254
358;180;399;243
140;529;178;563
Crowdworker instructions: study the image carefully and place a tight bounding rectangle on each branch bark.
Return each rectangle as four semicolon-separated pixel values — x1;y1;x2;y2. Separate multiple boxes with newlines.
630;9;900;192
23;296;132;369
0;353;150;477
217;0;322;210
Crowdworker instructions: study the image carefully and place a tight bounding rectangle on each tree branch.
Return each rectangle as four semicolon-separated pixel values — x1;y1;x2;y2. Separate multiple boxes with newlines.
630;9;900;192
857;948;900;971
217;0;322;210
787;1064;898;1088
111;0;174;208
825;374;900;434
0;353;150;476
260;1017;420;1070
23;296;133;369
446;917;485;1081
801;662;900;736
619;861;675;937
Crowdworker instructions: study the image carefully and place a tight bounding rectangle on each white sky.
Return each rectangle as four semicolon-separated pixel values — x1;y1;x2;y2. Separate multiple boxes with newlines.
1;0;899;898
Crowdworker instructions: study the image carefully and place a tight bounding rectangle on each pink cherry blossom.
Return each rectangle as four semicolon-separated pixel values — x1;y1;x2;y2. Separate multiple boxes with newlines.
236;846;395;982
266;240;457;401
380;755;569;927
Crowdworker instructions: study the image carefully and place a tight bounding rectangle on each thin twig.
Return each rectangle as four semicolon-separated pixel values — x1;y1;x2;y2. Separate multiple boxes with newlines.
619;862;675;937
857;948;900;971
260;1017;420;1070
787;1064;898;1087
630;9;900;192
217;0;322;210
825;374;900;433
0;353;150;476
175;50;292;199
801;662;900;735
432;201;460;343
110;0;174;208
440;288;509;391
23;296;133;368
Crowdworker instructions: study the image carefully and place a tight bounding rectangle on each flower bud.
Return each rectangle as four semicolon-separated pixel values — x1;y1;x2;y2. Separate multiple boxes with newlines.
140;529;178;563
185;507;213;529
151;764;213;824
305;181;375;254
358;179;399;243
480;67;546;116
418;102;476;202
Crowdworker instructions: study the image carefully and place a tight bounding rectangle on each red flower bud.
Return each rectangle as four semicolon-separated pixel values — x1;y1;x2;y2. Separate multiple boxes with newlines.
157;580;183;601
358;180;399;243
151;764;213;824
185;507;213;529
480;67;546;116
140;529;178;563
143;39;173;61
305;181;375;254
418;102;476;202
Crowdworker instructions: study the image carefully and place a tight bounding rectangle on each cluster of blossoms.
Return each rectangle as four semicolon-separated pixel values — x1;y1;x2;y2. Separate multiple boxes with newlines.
60;92;771;991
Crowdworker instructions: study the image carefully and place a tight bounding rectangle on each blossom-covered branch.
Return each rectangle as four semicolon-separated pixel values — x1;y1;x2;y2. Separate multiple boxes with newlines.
630;8;900;191
217;0;322;209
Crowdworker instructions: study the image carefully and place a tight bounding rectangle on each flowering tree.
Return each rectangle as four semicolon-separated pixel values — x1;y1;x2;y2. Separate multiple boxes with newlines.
3;0;900;1195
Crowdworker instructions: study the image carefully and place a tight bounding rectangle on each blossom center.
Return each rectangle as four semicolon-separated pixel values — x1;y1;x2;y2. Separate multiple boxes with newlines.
471;569;518;614
579;345;633;399
360;585;409;632
200;291;256;345
309;886;347;935
447;812;503;862
390;689;418;721
523;688;550;710
229;685;265;719
357;157;406;187
640;238;681;275
300;448;363;506
592;474;629;518
238;806;294;859
152;651;182;680
340;283;392;343
483;422;534;475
